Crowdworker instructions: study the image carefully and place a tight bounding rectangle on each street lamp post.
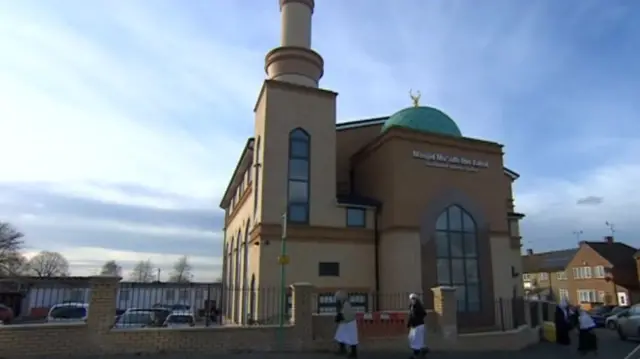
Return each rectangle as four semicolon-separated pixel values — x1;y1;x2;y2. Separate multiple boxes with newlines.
277;212;289;348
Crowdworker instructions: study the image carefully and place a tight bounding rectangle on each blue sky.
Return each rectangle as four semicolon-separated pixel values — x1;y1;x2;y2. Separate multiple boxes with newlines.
0;0;638;280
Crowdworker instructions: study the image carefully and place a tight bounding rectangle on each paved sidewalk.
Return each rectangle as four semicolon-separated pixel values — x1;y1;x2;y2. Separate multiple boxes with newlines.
33;329;640;359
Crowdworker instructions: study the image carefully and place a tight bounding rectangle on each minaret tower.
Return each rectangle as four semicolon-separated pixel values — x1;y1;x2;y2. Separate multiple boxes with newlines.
265;0;324;88
253;0;337;228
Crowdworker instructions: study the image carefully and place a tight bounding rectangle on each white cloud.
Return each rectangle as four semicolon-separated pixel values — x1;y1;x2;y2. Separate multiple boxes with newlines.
13;213;220;241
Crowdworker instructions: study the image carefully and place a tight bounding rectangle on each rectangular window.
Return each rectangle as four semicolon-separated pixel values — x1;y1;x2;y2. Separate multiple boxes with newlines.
573;266;592;279
538;273;548;281
594;265;606;278
346;207;366;227
318;262;340;277
559;289;569;300
522;273;532;281
598;291;606;302
288;203;308;223
556;271;567;280
577;289;597;303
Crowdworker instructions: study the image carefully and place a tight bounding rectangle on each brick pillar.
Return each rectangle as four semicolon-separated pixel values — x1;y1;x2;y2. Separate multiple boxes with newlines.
431;286;458;342
87;275;121;334
291;282;315;348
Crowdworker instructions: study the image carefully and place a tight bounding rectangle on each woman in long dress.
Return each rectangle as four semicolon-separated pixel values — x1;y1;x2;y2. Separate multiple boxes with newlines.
407;293;428;358
577;308;598;355
334;290;358;358
554;298;572;345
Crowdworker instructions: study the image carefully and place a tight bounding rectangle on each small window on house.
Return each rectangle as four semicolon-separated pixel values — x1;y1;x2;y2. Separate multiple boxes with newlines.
594;265;606;278
559;289;569;300
556;271;567;280
346;208;366;227
538;273;548;281
573;266;592;279
522;273;532;281
318;262;340;277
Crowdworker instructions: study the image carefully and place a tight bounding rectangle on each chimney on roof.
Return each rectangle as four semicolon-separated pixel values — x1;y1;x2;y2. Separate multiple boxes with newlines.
605;236;614;244
526;248;533;255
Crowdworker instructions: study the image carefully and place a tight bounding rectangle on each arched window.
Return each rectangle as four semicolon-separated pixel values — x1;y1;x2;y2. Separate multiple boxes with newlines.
234;230;241;289
253;137;261;219
287;128;310;223
434;205;480;312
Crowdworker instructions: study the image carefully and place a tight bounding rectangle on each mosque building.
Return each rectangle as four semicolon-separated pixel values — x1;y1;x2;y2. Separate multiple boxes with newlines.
219;0;525;329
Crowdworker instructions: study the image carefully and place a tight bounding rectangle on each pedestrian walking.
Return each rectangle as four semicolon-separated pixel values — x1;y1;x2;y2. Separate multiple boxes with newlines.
334;290;358;358
577;307;598;355
407;293;429;358
554;298;572;345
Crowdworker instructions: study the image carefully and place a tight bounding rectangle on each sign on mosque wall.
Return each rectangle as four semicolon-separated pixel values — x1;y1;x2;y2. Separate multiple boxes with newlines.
412;150;489;172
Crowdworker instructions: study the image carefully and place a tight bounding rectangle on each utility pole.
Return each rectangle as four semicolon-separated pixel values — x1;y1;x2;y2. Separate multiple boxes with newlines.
156;268;161;282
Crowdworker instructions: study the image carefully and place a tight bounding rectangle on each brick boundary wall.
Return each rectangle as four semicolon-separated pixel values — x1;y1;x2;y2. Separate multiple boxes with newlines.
0;277;543;357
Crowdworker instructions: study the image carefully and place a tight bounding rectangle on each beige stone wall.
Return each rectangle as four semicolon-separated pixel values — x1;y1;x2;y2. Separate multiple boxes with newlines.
0;277;542;358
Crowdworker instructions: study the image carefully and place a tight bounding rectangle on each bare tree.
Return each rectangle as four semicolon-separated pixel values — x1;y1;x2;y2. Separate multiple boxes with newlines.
129;260;155;282
0;222;25;276
27;251;70;277
168;255;193;283
100;260;122;277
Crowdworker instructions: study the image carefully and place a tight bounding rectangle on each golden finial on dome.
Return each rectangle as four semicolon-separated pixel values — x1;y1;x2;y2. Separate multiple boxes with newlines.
409;89;421;107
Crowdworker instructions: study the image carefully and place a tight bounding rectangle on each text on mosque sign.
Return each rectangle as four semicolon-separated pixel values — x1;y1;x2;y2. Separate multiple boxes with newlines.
412;150;489;172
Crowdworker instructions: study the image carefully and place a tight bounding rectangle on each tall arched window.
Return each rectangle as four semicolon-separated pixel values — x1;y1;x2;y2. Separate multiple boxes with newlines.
253;137;261;219
234;230;241;289
435;205;480;312
287;128;310;223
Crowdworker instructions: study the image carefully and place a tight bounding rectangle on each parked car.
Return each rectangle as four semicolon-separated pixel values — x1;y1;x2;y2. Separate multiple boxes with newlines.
113;310;156;329
124;308;171;327
0;304;14;324
163;311;195;328
615;304;640;340
606;307;631;329
589;305;616;327
47;302;88;323
153;303;193;314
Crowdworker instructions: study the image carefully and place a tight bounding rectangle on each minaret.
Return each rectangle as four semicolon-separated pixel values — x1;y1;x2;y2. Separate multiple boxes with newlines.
265;0;324;88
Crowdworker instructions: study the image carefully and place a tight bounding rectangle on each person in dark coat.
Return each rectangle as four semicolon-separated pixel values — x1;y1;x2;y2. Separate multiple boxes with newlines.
577;308;598;355
554;298;572;345
407;293;429;358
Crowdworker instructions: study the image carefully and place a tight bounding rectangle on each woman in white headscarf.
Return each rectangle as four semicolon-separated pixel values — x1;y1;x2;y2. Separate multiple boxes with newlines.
577;307;598;355
554;298;572;345
407;293;428;358
334;290;358;358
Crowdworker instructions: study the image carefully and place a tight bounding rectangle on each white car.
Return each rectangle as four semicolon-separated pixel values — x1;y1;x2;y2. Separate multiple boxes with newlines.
47;302;88;323
607;308;631;330
163;311;196;328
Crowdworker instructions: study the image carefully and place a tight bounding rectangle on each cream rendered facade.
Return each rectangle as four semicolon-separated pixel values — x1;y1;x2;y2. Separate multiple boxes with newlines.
219;0;524;328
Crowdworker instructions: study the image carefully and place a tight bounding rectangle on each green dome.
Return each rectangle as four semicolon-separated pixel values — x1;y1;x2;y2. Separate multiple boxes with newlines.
381;106;462;137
